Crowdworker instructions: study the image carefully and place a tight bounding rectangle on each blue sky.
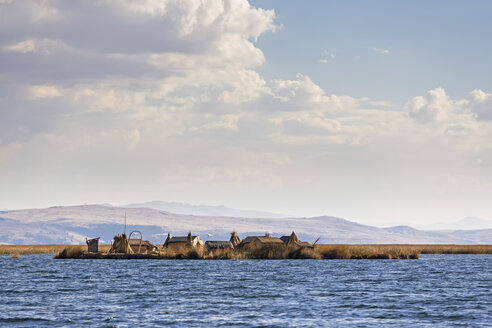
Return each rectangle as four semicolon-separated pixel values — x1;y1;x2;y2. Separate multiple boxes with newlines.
253;0;492;105
1;1;492;226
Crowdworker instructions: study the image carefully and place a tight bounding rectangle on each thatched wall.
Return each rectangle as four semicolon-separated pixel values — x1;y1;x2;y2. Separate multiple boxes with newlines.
109;233;133;254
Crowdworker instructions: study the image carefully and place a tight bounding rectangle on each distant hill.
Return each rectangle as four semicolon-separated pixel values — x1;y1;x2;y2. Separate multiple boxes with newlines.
415;217;492;230
123;201;290;218
1;204;491;245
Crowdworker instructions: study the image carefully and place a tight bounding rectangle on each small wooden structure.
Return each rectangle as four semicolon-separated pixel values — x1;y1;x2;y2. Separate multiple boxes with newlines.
86;237;100;253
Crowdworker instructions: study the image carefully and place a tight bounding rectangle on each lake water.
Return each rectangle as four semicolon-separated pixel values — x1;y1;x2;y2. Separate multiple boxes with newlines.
1;254;491;327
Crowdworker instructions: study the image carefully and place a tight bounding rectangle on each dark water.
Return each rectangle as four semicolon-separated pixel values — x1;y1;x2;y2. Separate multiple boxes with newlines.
1;254;491;327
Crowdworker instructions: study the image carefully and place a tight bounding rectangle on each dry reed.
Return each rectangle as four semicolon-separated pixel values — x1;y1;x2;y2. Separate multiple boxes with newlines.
249;245;290;259
317;245;420;259
55;246;85;259
0;244;112;255
5;243;490;259
288;247;322;259
415;244;492;254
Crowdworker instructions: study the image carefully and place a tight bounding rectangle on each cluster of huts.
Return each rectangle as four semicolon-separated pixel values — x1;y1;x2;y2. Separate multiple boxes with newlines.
164;231;311;254
87;231;312;255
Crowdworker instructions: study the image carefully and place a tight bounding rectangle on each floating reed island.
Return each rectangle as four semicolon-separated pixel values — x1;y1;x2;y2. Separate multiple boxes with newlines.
54;231;424;260
2;235;491;259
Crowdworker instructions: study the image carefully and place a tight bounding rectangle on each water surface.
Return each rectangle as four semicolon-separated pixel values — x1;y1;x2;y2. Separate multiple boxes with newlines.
1;254;491;327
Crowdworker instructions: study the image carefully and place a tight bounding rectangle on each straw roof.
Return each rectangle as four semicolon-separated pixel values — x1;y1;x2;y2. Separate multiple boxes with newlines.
281;232;311;247
165;236;200;243
109;233;134;254
230;231;241;247
280;231;299;246
163;232;203;248
205;241;234;249
256;236;284;244
241;235;284;245
128;239;155;248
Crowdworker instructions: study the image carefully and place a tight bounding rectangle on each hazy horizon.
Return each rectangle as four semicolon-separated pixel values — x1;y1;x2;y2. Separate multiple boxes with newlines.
1;1;492;226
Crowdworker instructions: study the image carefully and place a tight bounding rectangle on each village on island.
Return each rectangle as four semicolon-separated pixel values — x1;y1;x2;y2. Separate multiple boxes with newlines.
54;226;423;259
50;217;421;260
78;230;317;260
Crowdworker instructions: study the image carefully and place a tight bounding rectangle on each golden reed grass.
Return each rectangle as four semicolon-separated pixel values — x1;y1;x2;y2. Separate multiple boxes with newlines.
317;244;492;259
317;245;419;259
410;244;492;254
4;243;492;259
0;244;111;255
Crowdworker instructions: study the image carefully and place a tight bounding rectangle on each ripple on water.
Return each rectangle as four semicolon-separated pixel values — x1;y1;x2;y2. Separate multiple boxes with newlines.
0;254;491;327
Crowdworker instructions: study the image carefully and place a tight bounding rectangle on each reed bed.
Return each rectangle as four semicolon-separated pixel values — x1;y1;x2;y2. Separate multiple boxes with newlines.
0;244;111;255
415;244;492;254
55;246;85;259
49;244;492;260
6;243;492;259
317;244;492;258
317;245;419;259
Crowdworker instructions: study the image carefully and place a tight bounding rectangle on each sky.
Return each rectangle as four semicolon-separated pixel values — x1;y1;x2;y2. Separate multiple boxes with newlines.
1;0;492;226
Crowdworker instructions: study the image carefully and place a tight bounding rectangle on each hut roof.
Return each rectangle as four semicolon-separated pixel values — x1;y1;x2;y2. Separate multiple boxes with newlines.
241;236;257;243
109;233;133;254
128;239;155;248
167;236;200;243
205;241;234;249
280;231;300;245
241;236;284;244
230;231;241;246
257;236;284;244
280;236;290;243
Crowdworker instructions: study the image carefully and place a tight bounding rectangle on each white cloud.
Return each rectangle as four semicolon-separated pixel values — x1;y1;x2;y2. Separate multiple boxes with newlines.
2;38;64;54
372;47;390;54
273;74;326;104
29;85;62;99
407;88;453;123
126;129;141;149
0;0;276;90
468;89;492;121
217;70;268;104
3;39;36;53
406;87;487;141
282;114;341;136
73;87;147;113
319;50;335;63
2;0;492;224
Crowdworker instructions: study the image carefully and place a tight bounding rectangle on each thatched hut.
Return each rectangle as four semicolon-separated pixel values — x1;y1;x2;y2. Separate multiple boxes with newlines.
280;231;311;248
230;231;241;247
237;233;284;251
163;232;204;252
109;233;133;254
129;239;157;254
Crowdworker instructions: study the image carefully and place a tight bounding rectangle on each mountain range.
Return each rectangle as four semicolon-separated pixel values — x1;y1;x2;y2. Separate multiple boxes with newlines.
1;204;491;245
123;201;290;218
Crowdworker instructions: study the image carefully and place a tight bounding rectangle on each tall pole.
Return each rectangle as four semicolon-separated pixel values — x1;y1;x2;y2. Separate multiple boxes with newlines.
124;212;127;235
